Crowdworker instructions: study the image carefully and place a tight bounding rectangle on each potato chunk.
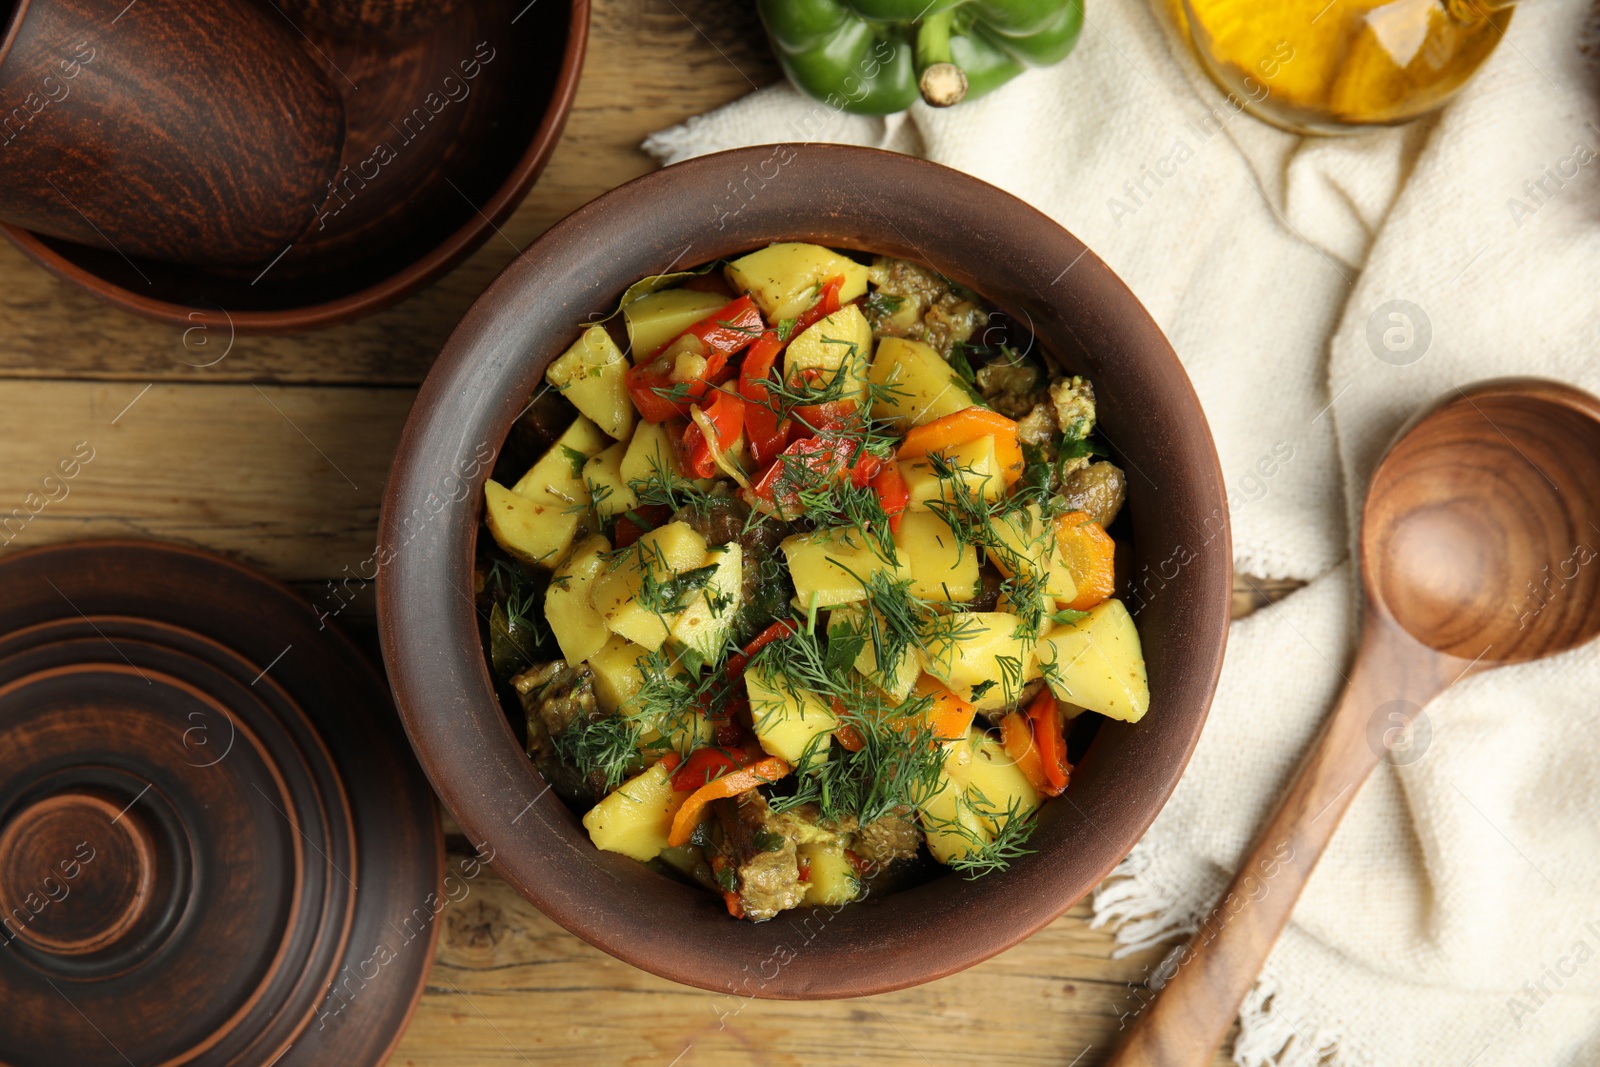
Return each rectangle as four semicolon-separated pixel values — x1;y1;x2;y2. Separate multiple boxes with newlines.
544;534;611;664
1037;598;1149;723
583;440;637;524
800;842;862;906
828;605;918;701
624;289;727;360
582;760;690;862
585;635;711;753
868;336;976;430
747;665;838;764
588;634;654;715
920;731;1042;865
987;503;1078;606
901;436;1005;510
917;611;1040;711
620;420;686;487
483;479;570;567
590;521;709;650
725;243;870;321
511;415;608;503
781;527;910;611
784;305;872;409
546;327;634;440
667;543;743;660
893;510;977;602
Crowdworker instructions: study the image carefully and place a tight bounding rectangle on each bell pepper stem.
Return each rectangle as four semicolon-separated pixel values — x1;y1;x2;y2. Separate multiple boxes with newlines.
916;9;968;107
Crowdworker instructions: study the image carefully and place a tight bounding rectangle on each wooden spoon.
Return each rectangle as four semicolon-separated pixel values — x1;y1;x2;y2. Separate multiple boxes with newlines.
1107;377;1600;1067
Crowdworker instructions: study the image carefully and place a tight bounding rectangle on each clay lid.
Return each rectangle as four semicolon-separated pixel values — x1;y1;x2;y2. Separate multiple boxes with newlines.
0;542;441;1067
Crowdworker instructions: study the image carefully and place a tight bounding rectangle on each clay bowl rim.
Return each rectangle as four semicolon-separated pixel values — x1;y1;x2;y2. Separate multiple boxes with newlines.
0;0;589;335
377;144;1233;999
0;0;34;72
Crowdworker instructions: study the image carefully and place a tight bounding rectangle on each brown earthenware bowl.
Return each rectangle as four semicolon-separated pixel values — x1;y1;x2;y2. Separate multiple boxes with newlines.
378;145;1232;998
0;0;586;333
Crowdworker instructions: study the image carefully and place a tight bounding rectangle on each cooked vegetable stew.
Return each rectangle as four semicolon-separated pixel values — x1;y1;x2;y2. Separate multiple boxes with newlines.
477;243;1148;922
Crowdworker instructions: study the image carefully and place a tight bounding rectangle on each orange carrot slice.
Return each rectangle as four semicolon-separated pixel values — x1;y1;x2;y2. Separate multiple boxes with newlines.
898;407;1024;486
666;756;791;847
1055;510;1116;611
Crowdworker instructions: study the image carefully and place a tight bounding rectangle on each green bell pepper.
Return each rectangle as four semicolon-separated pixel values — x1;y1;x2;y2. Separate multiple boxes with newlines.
757;0;1084;115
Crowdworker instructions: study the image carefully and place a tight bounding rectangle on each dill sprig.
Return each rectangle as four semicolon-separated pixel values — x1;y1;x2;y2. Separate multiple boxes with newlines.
779;696;947;826
554;713;642;793
637;555;719;616
921;452;1007;556
750;583;971;826
629;452;716;516
941;795;1040;879
488;558;542;630
628;646;724;756
855;572;978;677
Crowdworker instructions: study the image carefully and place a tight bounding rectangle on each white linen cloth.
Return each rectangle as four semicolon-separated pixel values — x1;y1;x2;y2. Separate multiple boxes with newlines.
643;0;1600;1062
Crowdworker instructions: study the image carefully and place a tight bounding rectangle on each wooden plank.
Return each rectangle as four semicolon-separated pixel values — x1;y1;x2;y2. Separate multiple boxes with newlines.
0;380;410;580
0;0;782;386
388;843;1241;1067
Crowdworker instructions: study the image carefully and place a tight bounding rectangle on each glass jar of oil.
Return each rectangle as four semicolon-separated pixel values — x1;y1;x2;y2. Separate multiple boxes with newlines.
1167;0;1514;134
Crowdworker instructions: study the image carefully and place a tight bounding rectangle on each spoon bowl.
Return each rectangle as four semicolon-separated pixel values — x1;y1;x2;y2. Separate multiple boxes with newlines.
1108;377;1600;1067
1364;383;1600;662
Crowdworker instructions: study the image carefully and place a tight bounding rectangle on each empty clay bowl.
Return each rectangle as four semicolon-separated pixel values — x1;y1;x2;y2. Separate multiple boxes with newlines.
0;0;587;332
276;0;460;40
0;0;345;267
378;145;1233;998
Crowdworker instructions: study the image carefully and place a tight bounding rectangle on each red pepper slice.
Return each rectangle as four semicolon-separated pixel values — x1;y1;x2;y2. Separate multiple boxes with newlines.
741;330;784;383
790;399;861;440
751;436;860;516
613;503;673;548
670;744;762;792
729;278;848;461
850;453;883;488
627;297;759;424
624;359;688;423
684;295;765;356
626;345;739;423
668;755;791;847
680;389;746;479
738;331;790;465
869;462;909;534
791;275;844;336
1025;686;1070;795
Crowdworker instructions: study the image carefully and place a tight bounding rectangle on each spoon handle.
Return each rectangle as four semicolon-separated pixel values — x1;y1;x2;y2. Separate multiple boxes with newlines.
1103;612;1449;1067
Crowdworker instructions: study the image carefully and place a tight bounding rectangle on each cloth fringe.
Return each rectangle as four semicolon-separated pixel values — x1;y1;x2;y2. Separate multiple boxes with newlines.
1234;977;1359;1067
1091;844;1360;1067
1090;840;1201;958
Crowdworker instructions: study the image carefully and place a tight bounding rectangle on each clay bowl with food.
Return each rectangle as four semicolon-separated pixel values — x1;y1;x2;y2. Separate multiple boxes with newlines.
379;144;1232;998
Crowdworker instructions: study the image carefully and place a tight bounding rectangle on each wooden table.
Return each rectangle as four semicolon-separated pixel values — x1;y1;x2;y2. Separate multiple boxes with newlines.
0;1;1297;1062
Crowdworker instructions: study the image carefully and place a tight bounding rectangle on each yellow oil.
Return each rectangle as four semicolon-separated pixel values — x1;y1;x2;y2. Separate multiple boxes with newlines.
1168;0;1515;133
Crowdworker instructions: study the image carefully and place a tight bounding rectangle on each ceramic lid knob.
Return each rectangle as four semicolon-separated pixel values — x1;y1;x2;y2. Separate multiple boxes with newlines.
0;790;166;958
